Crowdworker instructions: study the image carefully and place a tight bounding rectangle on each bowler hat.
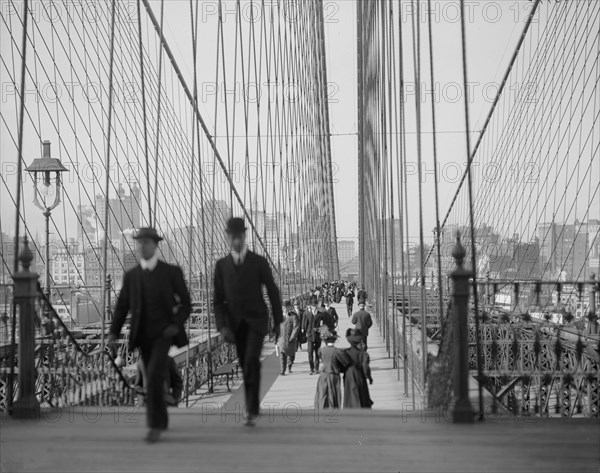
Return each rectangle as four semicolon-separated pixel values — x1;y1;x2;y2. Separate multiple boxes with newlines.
283;299;292;308
346;328;364;344
309;295;318;306
133;227;163;242
226;217;247;234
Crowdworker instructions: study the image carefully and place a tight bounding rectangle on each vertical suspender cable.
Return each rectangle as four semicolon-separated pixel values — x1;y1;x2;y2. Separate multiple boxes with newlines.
412;0;429;389
459;0;484;420
8;0;30;412
137;0;152;225
100;0;118;366
427;0;445;331
152;0;165;227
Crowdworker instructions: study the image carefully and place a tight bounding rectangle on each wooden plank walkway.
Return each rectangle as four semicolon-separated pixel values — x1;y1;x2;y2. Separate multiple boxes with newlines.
2;407;598;472
261;302;421;410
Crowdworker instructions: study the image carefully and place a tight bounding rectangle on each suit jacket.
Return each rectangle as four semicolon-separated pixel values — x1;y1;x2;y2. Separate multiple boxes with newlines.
110;260;191;349
351;309;373;337
302;308;326;341
213;250;283;336
324;307;339;330
278;312;300;353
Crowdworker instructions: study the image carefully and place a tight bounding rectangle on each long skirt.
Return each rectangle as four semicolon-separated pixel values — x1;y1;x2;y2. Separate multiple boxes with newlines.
314;373;342;409
343;366;373;408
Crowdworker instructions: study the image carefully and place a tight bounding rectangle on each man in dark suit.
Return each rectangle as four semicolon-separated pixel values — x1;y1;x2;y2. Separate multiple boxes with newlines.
108;227;191;443
302;295;326;374
357;286;368;304
351;301;373;350
323;299;338;331
213;217;282;426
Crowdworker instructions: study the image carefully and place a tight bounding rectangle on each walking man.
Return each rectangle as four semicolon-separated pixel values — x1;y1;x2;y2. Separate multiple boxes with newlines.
108;227;191;443
345;289;354;317
302;295;326;374
213;217;282;426
351;301;373;350
323;299;339;331
278;300;299;374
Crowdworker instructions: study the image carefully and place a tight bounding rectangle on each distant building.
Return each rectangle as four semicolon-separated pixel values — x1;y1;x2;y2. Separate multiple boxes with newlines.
338;240;356;265
95;184;142;243
50;240;85;286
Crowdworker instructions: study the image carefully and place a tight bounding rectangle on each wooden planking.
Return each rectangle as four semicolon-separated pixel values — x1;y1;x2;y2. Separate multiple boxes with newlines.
1;407;598;473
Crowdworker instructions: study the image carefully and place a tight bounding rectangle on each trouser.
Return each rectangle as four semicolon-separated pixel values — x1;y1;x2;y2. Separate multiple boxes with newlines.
362;336;368;351
234;320;264;417
307;337;322;372
347;304;353;316
280;350;295;373
139;336;172;429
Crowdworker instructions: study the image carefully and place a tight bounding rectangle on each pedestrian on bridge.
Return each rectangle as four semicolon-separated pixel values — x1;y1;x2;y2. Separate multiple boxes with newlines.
323;299;339;330
278;299;299;375
351;302;373;350
357;286;367;304
345;290;354;317
314;328;351;409
213;217;283;427
302;295;326;374
108;227;191;444
343;329;373;409
293;298;307;350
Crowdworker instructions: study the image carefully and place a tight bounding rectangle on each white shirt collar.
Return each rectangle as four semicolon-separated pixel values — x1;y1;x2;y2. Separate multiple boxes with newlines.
230;246;248;263
140;254;159;271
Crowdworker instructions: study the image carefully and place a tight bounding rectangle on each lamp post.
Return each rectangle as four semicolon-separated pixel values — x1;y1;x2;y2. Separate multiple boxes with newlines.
25;141;68;322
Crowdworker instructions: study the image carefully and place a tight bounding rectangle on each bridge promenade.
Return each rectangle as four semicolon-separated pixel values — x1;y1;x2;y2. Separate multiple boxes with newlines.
2;302;599;473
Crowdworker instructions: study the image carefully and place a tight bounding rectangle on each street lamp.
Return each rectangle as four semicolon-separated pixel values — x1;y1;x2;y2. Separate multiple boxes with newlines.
25;140;68;311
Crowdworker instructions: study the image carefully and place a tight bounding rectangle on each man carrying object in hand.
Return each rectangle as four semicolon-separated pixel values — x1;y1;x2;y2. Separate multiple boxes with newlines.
213;217;283;426
107;227;191;443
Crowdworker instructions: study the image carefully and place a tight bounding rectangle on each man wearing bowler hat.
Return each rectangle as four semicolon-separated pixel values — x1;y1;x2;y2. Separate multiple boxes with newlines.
108;227;191;443
213;217;283;426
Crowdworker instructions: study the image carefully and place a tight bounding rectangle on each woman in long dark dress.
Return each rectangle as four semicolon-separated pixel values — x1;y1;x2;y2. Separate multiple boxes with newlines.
343;328;373;408
314;328;351;409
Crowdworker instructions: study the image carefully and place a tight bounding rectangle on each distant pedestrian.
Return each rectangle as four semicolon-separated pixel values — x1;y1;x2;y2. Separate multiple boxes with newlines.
294;298;307;350
314;328;351;409
343;329;373;408
278;300;300;375
357;286;367;304
302;295;326;374
213;217;283;426
351;302;373;350
345;290;354;317
323;299;339;330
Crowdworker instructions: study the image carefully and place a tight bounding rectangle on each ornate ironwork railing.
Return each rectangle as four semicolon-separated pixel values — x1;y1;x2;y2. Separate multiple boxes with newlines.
0;285;136;411
471;316;599;417
426;285;599;418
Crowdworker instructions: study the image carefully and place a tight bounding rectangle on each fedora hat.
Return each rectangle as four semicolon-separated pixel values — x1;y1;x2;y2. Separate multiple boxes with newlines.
133;227;163;242
226;217;247;235
309;295;318;306
346;328;364;344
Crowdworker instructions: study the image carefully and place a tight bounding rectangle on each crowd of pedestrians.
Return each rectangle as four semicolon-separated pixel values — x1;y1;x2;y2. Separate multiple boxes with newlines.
276;281;374;409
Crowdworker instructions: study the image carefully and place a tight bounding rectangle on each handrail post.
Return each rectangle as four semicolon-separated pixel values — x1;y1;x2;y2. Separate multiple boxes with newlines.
588;273;597;335
11;237;41;419
450;233;474;423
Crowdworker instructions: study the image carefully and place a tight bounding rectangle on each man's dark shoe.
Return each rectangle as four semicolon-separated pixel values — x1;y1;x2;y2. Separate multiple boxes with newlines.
244;413;258;427
144;428;161;443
